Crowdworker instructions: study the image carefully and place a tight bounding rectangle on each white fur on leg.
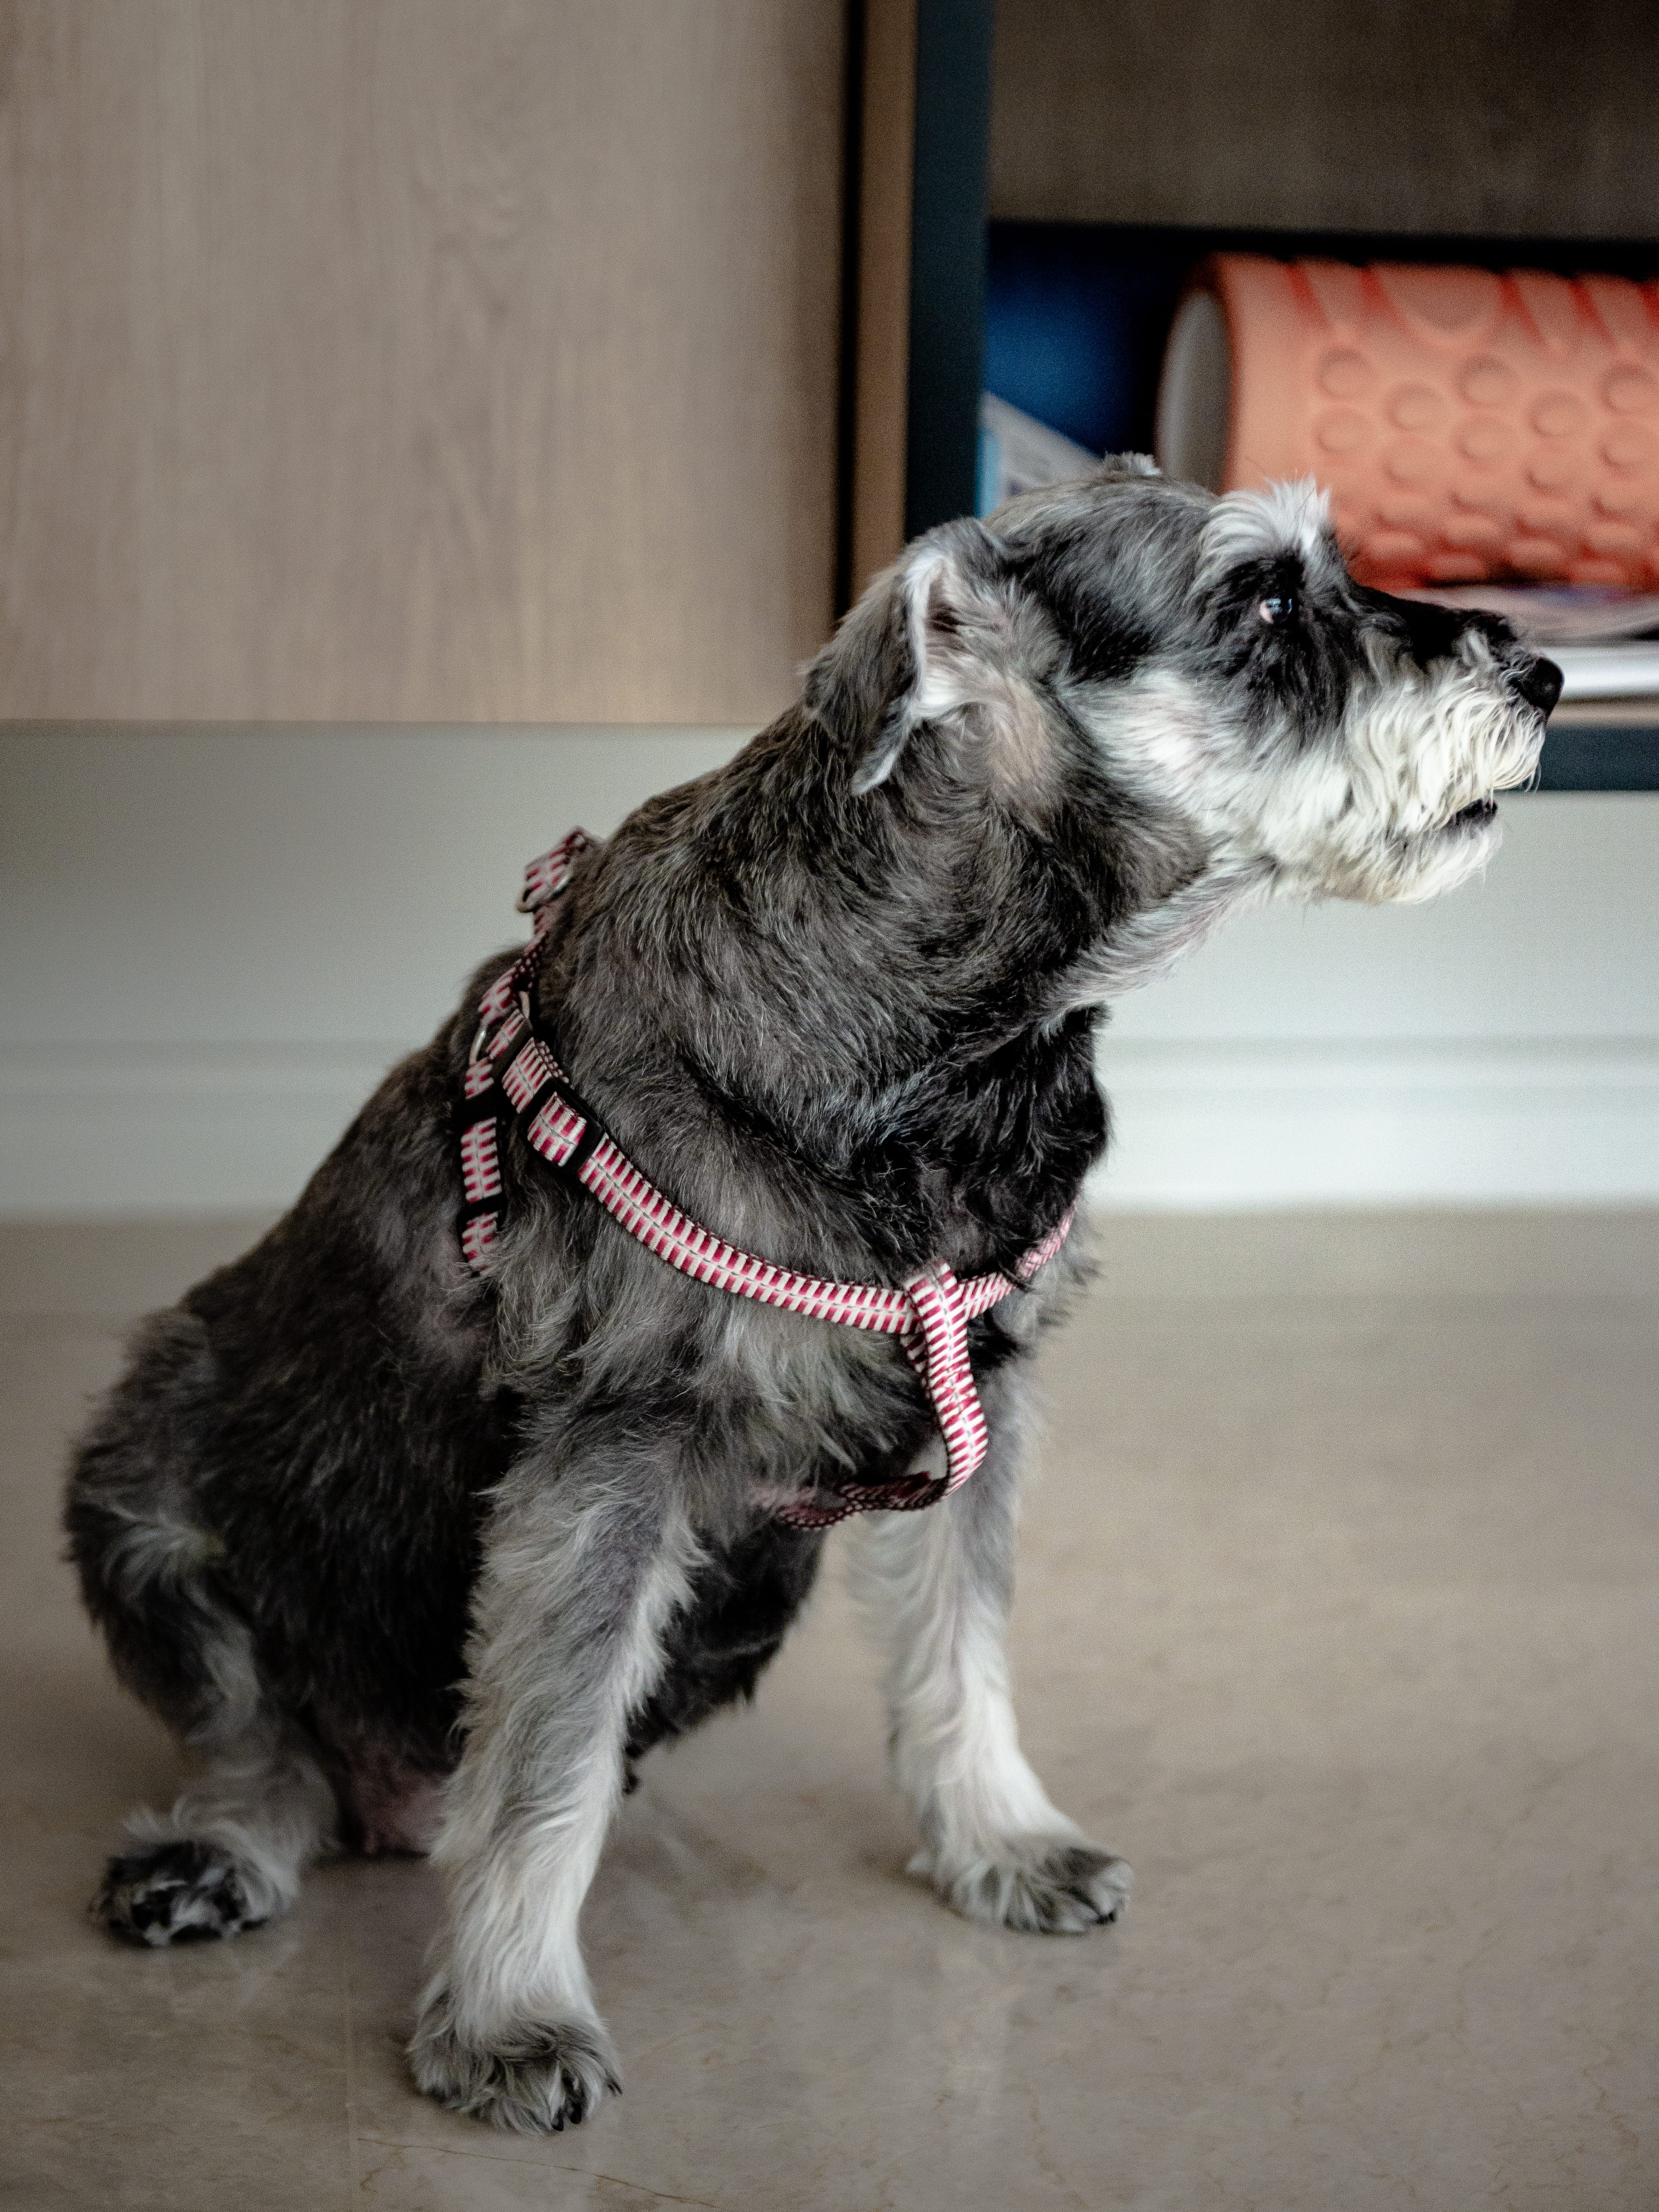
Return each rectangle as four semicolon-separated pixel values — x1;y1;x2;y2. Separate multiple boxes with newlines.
849;1451;1129;1934
410;1483;702;2131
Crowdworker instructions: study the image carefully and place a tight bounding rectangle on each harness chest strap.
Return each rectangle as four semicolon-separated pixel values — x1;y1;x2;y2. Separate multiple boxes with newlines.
457;830;1073;1529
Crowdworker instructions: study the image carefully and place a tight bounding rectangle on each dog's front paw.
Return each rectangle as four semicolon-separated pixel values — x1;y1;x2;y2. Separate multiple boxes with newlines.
911;1836;1131;1934
409;1989;621;2133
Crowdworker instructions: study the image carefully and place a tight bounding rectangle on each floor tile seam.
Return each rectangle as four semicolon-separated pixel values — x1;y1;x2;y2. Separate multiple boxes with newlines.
354;2132;724;2204
342;1928;361;2210
1079;1292;1659;1309
0;1300;136;1318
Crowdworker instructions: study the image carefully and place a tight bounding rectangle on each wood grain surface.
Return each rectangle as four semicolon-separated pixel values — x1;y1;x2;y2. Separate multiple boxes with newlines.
991;0;1659;240
0;1;844;721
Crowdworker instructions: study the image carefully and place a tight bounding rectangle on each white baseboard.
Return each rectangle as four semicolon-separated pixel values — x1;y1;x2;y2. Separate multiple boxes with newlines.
3;1036;1657;1218
1090;1038;1659;1208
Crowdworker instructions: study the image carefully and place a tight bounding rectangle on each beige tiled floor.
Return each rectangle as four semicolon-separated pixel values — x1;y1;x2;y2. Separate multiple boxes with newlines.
4;1212;1657;2210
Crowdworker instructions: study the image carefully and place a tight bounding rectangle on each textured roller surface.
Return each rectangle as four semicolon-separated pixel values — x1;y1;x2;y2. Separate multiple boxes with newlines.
1189;255;1659;590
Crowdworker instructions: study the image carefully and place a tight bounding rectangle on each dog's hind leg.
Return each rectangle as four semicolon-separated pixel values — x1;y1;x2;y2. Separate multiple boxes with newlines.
849;1366;1131;1933
95;1717;338;1946
74;1509;338;1944
410;1446;701;2133
66;1314;339;1945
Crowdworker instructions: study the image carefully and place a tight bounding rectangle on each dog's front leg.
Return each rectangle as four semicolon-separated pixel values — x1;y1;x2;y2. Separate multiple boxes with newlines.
851;1367;1130;1933
409;1448;700;2131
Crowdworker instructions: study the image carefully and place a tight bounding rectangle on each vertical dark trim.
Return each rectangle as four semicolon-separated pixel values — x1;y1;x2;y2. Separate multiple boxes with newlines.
1536;724;1659;791
833;0;869;618
904;0;994;538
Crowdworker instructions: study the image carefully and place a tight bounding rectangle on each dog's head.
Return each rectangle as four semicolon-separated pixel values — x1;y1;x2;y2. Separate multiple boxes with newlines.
808;464;1556;997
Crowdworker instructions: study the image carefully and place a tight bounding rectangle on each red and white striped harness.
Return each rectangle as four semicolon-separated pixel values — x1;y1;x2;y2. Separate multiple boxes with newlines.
457;831;1073;1529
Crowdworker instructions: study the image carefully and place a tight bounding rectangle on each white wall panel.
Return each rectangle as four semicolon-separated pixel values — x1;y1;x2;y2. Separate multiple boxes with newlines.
2;726;1655;1215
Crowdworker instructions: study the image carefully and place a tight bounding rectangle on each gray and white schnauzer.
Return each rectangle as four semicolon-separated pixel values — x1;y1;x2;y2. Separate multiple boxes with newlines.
66;465;1557;2132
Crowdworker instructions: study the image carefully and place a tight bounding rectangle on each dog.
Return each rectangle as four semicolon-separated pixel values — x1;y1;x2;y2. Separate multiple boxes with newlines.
64;464;1557;2133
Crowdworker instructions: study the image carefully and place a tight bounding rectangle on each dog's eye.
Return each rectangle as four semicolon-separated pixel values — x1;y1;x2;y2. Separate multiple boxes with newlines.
1258;594;1296;625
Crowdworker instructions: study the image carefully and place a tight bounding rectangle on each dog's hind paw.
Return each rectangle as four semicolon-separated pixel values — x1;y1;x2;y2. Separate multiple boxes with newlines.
409;1993;621;2133
94;1837;265;1946
912;1836;1132;1935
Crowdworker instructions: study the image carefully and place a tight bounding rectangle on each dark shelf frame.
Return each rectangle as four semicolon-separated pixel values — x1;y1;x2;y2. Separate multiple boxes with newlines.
902;0;995;540
1535;715;1659;791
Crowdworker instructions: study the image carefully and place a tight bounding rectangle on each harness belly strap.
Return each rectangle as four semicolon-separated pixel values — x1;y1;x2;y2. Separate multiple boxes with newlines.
457;832;1073;1528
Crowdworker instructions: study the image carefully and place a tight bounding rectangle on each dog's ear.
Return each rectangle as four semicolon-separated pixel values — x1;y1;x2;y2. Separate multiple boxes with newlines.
808;520;1047;795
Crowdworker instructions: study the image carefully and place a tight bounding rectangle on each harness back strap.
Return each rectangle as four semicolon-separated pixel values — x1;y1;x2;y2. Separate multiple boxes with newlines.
458;831;1073;1528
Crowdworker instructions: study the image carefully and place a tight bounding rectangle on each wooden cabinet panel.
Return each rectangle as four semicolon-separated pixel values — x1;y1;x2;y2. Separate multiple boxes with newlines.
991;0;1659;239
0;1;844;721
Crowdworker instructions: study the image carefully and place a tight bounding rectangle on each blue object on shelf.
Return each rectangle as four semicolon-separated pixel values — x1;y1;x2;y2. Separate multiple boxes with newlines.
984;225;1197;459
975;422;1000;520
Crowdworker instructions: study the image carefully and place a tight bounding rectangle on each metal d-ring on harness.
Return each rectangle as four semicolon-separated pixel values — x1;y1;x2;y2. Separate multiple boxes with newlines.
456;830;1073;1529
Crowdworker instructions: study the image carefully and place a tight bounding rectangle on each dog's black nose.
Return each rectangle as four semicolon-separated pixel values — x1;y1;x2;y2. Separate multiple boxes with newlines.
1516;655;1563;715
